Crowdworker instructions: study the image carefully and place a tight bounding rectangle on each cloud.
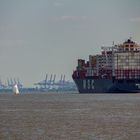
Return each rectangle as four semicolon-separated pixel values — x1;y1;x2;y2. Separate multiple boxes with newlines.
49;16;91;21
0;39;25;48
54;2;64;7
53;0;64;7
0;25;10;32
129;17;140;22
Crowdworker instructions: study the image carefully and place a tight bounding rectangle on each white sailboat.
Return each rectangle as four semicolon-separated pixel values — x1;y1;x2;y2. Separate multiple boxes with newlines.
13;84;19;95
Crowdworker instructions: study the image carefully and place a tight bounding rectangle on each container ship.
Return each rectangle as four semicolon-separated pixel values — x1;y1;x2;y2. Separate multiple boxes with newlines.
72;39;140;93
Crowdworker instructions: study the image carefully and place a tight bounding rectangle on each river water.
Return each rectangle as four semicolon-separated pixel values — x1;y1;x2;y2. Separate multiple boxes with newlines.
0;93;140;140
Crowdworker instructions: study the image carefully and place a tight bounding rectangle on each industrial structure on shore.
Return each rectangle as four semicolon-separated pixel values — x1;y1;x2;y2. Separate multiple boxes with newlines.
34;74;77;91
0;74;77;92
0;78;23;90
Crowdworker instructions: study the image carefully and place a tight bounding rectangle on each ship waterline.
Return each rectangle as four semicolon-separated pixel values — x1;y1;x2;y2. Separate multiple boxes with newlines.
74;78;140;93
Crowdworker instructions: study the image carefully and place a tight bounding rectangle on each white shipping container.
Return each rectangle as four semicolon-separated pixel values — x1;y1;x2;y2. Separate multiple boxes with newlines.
114;52;140;70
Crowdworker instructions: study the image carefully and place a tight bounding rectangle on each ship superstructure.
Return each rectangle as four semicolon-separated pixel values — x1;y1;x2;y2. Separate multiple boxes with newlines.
72;39;140;93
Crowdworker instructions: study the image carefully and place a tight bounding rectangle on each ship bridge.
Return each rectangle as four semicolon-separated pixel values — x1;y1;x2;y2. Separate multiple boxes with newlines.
118;39;140;52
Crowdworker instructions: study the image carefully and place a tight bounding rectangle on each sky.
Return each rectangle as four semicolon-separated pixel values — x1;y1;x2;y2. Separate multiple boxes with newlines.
0;0;140;87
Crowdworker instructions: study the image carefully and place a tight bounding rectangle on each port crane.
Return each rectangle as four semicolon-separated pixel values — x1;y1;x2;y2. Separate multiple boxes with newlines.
34;74;77;91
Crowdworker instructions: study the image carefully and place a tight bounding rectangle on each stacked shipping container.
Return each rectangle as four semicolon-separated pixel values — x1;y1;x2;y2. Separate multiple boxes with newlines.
114;52;140;79
73;39;140;80
114;40;140;79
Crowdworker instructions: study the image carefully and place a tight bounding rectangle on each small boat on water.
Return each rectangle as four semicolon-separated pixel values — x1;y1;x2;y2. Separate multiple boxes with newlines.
13;84;19;95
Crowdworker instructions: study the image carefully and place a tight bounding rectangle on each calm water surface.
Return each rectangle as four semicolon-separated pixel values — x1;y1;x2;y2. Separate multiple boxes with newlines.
0;93;140;140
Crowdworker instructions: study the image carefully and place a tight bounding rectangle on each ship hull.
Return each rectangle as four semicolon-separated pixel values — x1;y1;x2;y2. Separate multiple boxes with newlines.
73;77;140;93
